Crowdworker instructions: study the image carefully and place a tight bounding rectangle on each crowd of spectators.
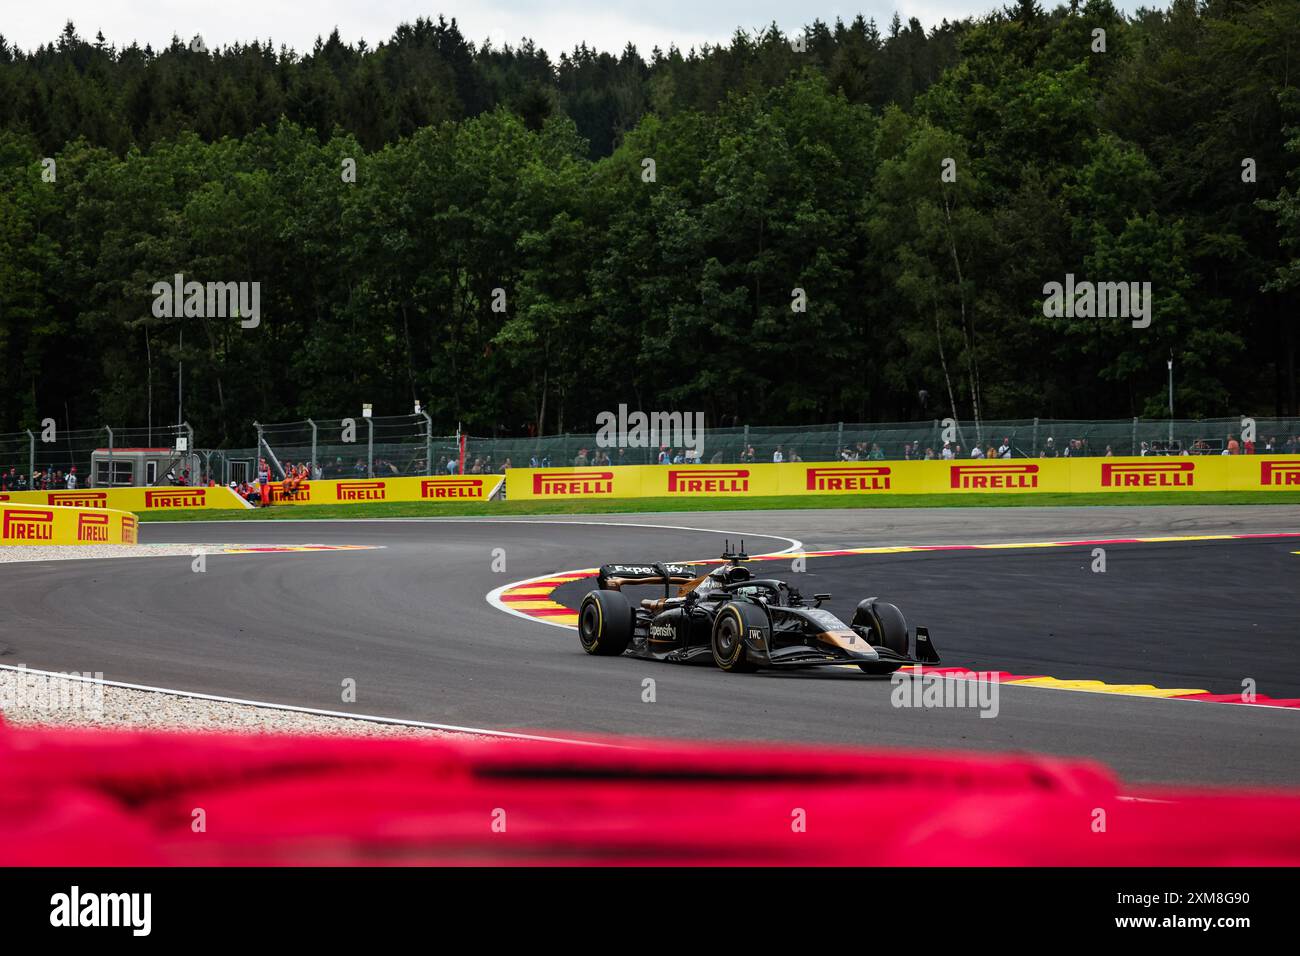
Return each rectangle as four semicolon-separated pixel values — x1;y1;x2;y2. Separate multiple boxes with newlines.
436;454;512;474
819;433;1300;461
0;466;80;491
474;433;1300;465
6;433;1299;495
1172;435;1300;456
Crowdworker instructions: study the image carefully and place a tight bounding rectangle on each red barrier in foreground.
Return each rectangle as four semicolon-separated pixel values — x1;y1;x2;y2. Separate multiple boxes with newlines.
2;724;1299;865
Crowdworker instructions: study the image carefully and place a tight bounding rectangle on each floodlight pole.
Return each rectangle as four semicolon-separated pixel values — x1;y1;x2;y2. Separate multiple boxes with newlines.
1167;353;1174;447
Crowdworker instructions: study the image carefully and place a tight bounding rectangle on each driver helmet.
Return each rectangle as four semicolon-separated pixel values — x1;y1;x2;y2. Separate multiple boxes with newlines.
710;564;752;585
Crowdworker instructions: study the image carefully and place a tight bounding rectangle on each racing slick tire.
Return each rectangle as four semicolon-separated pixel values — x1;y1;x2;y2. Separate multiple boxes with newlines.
853;599;909;675
711;603;760;673
579;590;634;656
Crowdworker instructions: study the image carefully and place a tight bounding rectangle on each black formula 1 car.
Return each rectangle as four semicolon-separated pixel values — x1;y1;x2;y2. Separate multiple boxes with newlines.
577;541;940;674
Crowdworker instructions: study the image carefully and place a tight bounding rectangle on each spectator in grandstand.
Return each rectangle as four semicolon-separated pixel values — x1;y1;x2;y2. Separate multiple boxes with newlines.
657;446;670;465
970;444;984;459
740;445;756;464
998;437;1011;458
574;448;589;467
1104;445;1114;457
941;442;955;460
787;448;802;463
446;456;458;475
868;443;884;461
1244;435;1256;455
772;445;784;463
470;458;484;474
1226;434;1240;455
1041;437;1057;458
500;458;512;472
1263;436;1277;453
65;467;78;490
1285;436;1299;455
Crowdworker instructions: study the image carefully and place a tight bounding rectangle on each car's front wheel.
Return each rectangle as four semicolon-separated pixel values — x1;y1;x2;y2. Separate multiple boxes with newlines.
854;599;909;675
711;604;758;672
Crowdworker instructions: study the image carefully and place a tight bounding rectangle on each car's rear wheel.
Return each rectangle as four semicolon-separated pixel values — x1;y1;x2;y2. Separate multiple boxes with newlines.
711;605;757;672
578;590;633;656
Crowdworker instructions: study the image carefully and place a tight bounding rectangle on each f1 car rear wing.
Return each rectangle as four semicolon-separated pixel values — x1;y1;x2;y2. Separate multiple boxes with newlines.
597;563;698;592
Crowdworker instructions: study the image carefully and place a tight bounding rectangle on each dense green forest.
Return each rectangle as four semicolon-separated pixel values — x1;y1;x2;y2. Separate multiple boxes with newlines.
0;0;1297;444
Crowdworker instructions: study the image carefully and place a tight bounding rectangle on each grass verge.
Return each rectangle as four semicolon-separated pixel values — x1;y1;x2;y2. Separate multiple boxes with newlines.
138;491;1300;521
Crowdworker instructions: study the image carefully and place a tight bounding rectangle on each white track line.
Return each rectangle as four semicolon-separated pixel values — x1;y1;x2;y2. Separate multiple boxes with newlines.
0;663;609;746
485;523;802;629
149;516;806;534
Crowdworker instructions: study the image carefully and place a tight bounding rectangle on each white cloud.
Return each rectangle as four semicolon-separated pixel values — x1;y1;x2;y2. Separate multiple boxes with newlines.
1;1;1158;57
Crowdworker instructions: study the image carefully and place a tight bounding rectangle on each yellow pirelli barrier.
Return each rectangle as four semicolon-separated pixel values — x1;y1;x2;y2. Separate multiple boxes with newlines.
0;476;503;511
0;486;249;512
505;456;1300;500
0;502;138;545
262;474;504;506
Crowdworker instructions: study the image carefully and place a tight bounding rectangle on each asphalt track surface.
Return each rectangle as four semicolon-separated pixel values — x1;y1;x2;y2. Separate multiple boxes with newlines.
3;505;1298;785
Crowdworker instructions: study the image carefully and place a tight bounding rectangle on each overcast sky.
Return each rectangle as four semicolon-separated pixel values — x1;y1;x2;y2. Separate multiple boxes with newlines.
4;1;1156;57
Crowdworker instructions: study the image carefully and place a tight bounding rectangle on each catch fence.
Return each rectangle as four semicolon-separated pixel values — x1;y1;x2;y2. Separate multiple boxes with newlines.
3;416;1299;488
